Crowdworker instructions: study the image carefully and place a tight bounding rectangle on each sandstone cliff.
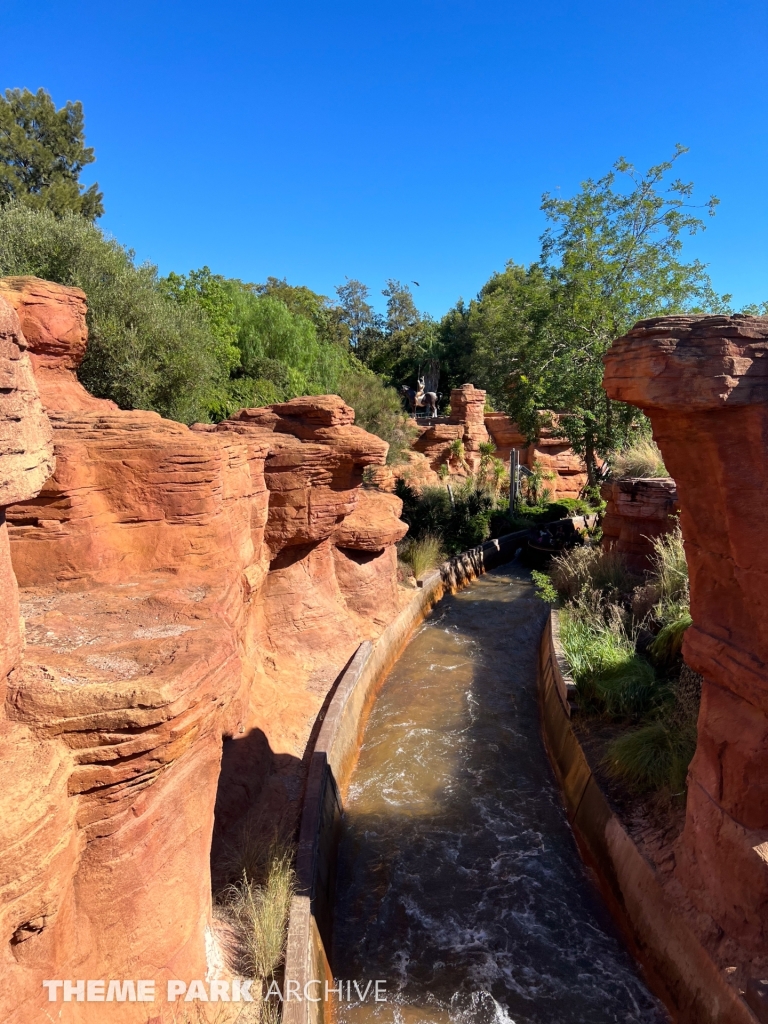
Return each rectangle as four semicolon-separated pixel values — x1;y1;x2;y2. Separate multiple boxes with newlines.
0;277;408;1022
603;313;768;955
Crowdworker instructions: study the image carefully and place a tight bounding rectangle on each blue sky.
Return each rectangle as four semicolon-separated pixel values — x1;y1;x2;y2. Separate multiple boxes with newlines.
3;0;767;317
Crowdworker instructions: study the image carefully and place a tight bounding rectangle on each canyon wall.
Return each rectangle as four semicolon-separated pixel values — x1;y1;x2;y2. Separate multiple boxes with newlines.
0;277;408;1022
603;313;768;954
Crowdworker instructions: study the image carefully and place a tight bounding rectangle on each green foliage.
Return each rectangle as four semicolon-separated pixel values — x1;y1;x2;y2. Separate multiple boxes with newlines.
439;148;729;482
335;367;417;464
0;88;103;220
560;603;662;717
531;570;558;604
603;719;697;793
398;533;444;578
0;204;232;422
395;479;496;555
649;611;692;668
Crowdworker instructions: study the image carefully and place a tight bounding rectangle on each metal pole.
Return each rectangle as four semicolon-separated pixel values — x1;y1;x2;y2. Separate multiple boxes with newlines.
510;449;519;508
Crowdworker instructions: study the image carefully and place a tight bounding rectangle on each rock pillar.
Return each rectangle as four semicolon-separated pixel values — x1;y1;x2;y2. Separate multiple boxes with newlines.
603;313;768;950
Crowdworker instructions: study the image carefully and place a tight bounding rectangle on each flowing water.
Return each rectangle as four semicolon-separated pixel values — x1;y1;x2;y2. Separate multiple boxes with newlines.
332;563;668;1024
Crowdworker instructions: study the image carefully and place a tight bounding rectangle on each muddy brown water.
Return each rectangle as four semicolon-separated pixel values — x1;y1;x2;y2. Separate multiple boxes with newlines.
331;563;668;1024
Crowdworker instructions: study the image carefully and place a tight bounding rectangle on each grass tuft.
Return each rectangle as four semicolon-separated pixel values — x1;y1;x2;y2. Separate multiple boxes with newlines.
603;719;697;793
398;533;444;578
611;437;668;478
222;839;296;983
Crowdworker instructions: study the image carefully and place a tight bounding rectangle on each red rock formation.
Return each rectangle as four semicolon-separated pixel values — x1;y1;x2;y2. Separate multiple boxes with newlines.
0;276;117;413
600;477;679;570
410;384;490;476
484;410;589;501
0;281;409;1022
603;313;768;953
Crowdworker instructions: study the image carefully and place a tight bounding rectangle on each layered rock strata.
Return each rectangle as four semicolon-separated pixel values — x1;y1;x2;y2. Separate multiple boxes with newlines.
412;384;490;475
484;411;589;501
600;477;679;570
603;313;768;954
0;277;408;1023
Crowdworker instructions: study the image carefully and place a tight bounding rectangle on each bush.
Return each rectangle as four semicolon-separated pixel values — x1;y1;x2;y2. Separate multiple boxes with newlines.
336;367;417;464
394;479;496;555
398;533;444;578
611;437;668;478
0;203;236;422
603;719;696;793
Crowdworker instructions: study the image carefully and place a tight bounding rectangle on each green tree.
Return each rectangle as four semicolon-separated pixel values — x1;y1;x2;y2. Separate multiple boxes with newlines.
466;148;727;482
0;88;103;220
335;278;383;360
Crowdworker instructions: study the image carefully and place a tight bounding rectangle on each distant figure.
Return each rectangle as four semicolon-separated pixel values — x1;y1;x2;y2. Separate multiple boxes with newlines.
401;377;440;418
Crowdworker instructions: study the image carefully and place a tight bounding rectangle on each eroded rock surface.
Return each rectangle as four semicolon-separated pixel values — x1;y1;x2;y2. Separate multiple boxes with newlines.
603;313;768;954
0;282;409;1022
601;477;679;569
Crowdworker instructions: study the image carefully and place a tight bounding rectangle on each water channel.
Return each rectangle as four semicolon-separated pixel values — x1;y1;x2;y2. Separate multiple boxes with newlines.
332;562;668;1024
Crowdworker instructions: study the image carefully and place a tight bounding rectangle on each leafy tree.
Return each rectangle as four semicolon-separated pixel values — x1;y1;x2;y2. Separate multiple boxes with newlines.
159;266;239;350
463;148;727;481
0;88;103;220
335;278;383;360
254;276;349;349
0;203;233;421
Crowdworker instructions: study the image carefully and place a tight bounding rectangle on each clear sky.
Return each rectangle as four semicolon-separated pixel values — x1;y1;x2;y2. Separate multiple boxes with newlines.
3;0;767;317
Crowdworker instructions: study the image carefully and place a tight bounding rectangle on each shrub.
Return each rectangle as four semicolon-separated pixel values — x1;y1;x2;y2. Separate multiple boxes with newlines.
560;602;662;717
394;479;495;555
603;719;697;793
0;203;236;422
398;533;444;578
531;570;558;604
336;367;417;464
611;437;668;478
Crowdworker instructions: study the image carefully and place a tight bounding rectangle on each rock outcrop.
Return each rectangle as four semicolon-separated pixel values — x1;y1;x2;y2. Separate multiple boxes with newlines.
603;313;768;953
411;384;490;476
0;278;408;1022
600;477;679;569
484;411;590;501
0;276;117;413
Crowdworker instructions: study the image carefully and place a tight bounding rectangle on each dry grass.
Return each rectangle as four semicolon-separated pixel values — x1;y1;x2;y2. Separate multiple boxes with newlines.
649;523;688;606
398;533;444;578
550;545;639;601
611;437;668;478
221;840;296;983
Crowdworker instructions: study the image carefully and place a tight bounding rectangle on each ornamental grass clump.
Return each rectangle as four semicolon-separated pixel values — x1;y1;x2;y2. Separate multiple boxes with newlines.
611;437;668;478
399;533;444;578
222;835;296;984
549;545;639;602
560;600;663;718
603;718;697;794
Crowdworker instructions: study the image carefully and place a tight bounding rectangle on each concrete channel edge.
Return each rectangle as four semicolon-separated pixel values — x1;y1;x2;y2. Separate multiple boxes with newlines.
539;609;759;1024
282;529;530;1024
